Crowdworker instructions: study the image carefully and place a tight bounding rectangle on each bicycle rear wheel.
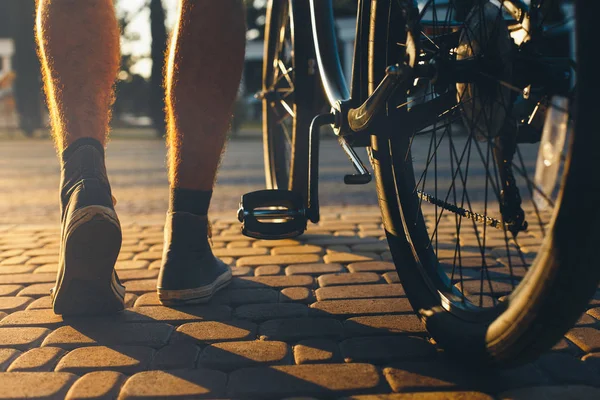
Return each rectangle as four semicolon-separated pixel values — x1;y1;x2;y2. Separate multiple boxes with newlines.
369;0;600;364
262;0;320;202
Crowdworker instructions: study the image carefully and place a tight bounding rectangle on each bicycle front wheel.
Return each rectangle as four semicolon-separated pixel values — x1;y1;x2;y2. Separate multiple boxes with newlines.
369;0;600;365
262;0;320;202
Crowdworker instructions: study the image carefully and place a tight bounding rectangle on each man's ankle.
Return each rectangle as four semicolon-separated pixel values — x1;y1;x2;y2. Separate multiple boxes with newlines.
168;188;213;217
61;137;105;164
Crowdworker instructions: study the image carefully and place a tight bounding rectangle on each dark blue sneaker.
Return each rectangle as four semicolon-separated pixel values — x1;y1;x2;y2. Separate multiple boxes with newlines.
51;144;125;315
157;212;232;305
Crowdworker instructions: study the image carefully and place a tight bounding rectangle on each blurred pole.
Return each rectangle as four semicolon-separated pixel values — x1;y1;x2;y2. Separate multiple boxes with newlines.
150;0;167;137
11;0;42;137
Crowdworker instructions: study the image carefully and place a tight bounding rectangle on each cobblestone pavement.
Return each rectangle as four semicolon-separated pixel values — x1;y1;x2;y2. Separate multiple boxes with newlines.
0;139;599;398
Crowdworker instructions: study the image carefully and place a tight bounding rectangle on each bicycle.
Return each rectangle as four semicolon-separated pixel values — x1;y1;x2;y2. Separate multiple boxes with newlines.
238;0;600;366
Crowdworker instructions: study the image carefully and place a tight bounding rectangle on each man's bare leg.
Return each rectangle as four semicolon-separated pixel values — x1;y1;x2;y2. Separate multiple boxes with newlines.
157;0;246;305
36;0;124;315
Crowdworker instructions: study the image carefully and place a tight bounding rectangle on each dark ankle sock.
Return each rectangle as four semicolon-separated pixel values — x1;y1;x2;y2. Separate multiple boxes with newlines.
169;188;213;216
61;137;105;164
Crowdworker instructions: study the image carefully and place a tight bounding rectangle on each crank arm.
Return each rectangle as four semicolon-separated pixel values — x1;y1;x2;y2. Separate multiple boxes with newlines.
347;64;412;133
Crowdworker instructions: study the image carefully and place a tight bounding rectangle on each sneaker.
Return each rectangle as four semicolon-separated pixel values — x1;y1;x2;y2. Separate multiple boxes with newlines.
157;212;232;305
51;143;125;315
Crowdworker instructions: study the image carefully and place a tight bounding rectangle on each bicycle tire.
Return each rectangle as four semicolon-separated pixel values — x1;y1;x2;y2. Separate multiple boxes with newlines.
369;0;600;365
262;0;320;202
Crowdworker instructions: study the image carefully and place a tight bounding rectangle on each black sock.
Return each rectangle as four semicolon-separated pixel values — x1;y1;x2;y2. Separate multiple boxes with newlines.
169;188;213;216
61;137;105;164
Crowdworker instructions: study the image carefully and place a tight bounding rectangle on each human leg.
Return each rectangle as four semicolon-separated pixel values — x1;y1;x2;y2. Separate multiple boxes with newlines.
36;0;124;315
157;0;246;304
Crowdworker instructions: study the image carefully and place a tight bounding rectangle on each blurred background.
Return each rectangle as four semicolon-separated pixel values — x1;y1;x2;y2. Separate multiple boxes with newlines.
0;0;358;139
0;0;379;224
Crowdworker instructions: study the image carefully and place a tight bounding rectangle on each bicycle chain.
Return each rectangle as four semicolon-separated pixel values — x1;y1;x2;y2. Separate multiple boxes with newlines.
416;190;507;231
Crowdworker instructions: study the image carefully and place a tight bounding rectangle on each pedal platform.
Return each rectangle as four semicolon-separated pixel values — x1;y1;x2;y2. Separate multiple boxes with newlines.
238;190;308;240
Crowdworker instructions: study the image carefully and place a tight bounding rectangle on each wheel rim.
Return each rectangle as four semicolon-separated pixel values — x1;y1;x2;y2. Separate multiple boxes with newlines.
265;1;296;191
388;0;576;318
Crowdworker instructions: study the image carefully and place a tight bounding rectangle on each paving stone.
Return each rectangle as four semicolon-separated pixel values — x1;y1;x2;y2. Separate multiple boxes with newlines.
213;288;282;306
117;252;134;261
197;340;291;371
65;371;126;400
150;342;200;370
0;272;56;285
477;363;551;393
0;348;21;372
535;353;600;386
351;242;390;252
293;338;342;364
382;360;482;393
230;275;314;289
497;386;600;400
237;254;321;267
0;255;30;266
255;265;282;276
0;372;77;399
279;287;316;304
286;263;345;276
259;317;344;341
226;241;250;248
26;256;59;265
0;327;50;350
310;298;412;318
347;261;396;273
0;310;65;327
340;336;436;364
118;369;227;399
318;273;382;287
0;296;34;313
0;284;24;296
213;247;269;257
327;245;352;253
7;346;66;372
17;283;54;298
116;305;232;324
120;245;150;253
41;322;173;349
0;249;25;258
565;327;600;353
122;279;156;295
115;260;149;271
0;265;37;274
316;284;405;301
231;266;252;276
272;245;324;255
33;264;59;274
175;320;257;344
133;251;163;261
212;234;254;243
304;237;378;247
55;345;155;374
116;269;158;281
382;272;400;284
324;252;380;264
344;315;426;337
227;363;383;398
235;303;309;321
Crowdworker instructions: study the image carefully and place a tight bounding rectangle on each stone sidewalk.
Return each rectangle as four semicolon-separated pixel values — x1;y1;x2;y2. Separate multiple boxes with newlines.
1;208;600;399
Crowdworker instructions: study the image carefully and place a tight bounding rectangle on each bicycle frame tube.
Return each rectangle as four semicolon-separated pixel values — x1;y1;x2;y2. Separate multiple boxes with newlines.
309;0;351;109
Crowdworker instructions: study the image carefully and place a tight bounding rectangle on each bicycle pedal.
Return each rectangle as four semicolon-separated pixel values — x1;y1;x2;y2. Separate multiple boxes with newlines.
238;190;308;240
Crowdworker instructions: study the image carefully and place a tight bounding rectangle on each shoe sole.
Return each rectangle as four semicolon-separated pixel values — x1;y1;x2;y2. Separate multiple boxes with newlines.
52;206;125;316
157;267;232;306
